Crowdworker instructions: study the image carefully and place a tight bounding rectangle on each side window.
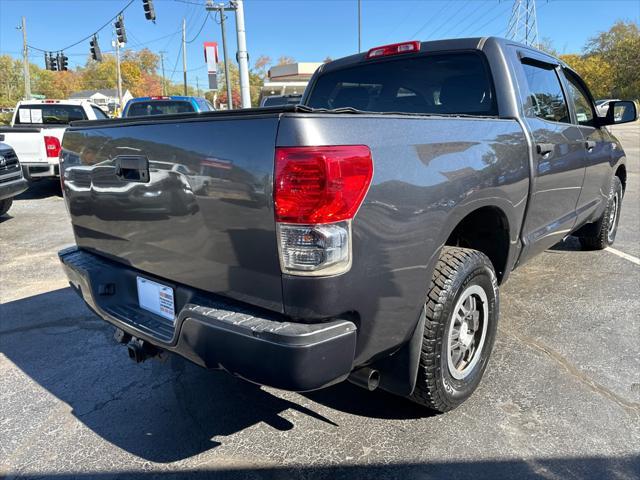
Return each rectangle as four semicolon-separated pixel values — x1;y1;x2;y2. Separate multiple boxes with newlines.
91;106;109;119
563;72;595;126
521;62;570;123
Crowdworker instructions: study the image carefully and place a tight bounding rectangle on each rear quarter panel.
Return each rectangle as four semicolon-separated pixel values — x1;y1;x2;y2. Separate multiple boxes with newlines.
277;113;529;364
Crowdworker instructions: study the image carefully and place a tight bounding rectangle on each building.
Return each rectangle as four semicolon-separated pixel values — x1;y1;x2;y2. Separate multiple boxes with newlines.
259;62;323;102
69;88;133;111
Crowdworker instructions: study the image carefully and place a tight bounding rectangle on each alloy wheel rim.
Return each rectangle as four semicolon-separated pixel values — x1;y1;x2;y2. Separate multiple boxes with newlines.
447;285;489;380
607;192;619;243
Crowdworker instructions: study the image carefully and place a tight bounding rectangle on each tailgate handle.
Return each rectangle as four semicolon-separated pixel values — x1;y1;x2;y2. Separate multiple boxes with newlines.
114;155;149;182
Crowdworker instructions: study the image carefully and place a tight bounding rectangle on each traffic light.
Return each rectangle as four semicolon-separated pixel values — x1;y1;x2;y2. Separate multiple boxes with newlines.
90;35;103;62
44;52;52;71
50;53;58;71
57;53;68;71
115;15;127;44
142;0;156;22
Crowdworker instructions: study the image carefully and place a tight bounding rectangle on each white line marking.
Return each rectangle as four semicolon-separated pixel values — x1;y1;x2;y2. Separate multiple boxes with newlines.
605;247;640;265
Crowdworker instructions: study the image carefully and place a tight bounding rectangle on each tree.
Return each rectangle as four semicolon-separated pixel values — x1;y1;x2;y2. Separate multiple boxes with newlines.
0;55;24;107
276;56;295;66
560;54;614;99
584;21;640;99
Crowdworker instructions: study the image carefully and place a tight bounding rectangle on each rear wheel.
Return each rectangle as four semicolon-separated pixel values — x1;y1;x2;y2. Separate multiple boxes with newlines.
409;246;499;412
0;198;13;216
579;176;623;250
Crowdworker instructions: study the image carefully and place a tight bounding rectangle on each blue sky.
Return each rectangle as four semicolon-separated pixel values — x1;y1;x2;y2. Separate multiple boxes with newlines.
0;0;638;89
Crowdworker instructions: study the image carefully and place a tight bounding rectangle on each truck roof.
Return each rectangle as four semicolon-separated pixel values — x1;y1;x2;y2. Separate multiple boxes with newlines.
318;36;565;74
16;99;96;106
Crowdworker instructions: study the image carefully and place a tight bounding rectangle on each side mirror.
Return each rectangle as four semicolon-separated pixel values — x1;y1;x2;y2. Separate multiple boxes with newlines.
601;100;637;126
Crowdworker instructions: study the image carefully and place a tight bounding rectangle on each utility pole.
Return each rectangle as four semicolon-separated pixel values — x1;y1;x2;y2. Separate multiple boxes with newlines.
182;18;188;95
20;17;31;100
357;0;361;53
233;0;251;108
196;76;201;96
159;50;167;95
115;36;123;107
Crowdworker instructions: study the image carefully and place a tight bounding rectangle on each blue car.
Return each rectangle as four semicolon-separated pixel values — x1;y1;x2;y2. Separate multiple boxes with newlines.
122;96;215;118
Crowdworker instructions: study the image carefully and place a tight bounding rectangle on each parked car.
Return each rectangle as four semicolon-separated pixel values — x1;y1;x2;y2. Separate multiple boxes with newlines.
260;94;303;107
58;37;636;412
121;96;215;118
595;98;621;117
0;142;28;216
0;99;109;180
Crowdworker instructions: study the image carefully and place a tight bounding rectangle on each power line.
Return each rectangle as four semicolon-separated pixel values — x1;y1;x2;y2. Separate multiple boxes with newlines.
410;1;451;40
27;0;135;53
187;12;211;43
437;0;491;40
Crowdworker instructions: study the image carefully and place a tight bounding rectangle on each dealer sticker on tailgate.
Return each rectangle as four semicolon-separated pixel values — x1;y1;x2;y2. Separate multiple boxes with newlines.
136;276;175;322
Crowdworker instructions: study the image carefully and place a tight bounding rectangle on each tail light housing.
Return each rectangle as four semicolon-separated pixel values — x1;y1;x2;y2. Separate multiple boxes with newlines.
44;136;61;158
274;145;373;276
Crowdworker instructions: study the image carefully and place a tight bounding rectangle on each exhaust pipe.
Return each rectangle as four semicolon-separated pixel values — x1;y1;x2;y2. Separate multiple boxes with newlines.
126;337;159;363
348;367;380;391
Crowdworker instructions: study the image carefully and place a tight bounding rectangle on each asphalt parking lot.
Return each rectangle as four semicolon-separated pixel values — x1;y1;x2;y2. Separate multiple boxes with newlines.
1;123;639;480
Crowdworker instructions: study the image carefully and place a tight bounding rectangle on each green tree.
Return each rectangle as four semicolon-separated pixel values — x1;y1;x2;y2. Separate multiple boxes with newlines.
560;54;614;99
0;55;24;107
584;21;640;99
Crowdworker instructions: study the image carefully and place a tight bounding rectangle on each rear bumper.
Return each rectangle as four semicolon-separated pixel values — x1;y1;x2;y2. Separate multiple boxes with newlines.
58;247;357;391
23;163;59;179
0;176;28;201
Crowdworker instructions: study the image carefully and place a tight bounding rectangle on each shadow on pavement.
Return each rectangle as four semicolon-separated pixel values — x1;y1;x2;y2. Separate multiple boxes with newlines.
5;455;640;479
1;287;426;465
15;178;62;199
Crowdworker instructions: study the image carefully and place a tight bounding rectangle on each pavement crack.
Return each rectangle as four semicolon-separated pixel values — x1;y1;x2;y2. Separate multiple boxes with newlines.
500;327;640;415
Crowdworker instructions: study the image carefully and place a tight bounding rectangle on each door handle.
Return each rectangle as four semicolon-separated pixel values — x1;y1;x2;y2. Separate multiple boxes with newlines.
536;143;554;156
585;140;597;151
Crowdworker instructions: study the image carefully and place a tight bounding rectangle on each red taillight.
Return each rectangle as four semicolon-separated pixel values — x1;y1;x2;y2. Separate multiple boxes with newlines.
274;145;373;224
366;41;420;59
150;96;170;100
44;136;61;158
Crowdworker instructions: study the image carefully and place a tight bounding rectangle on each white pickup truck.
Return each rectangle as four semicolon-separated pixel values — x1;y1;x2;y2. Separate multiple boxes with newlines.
0;100;108;180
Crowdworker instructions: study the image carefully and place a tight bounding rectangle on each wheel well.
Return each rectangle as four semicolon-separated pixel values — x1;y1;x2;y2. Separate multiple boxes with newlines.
445;207;510;283
615;164;627;192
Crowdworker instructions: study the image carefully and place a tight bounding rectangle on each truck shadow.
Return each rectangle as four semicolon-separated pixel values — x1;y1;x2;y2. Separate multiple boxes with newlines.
1;287;424;464
15;178;62;199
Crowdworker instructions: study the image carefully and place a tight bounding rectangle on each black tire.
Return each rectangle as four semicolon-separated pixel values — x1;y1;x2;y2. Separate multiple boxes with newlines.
0;198;13;216
579;176;623;250
409;246;499;412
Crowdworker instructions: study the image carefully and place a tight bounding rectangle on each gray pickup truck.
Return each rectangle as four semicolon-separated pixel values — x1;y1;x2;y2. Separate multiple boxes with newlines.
58;37;636;412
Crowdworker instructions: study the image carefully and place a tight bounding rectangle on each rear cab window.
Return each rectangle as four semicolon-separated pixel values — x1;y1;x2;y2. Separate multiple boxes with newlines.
125;100;195;117
14;104;87;125
305;52;497;116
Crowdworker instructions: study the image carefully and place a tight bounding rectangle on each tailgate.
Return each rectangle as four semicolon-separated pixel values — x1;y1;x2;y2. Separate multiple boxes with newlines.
0;129;46;164
61;115;283;312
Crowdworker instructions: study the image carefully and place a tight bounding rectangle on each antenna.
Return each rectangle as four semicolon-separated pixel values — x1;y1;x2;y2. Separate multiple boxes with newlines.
506;0;539;47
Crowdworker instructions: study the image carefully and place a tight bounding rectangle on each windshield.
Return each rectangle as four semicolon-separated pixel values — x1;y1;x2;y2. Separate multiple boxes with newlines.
306;52;497;116
125;100;195;117
14;104;87;125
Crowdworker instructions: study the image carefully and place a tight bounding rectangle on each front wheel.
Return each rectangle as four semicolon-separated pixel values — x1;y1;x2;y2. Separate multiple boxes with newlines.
579;176;623;250
409;246;499;412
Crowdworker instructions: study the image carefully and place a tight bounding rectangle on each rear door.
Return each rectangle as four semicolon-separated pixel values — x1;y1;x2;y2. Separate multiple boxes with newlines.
515;54;587;262
62;114;284;312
